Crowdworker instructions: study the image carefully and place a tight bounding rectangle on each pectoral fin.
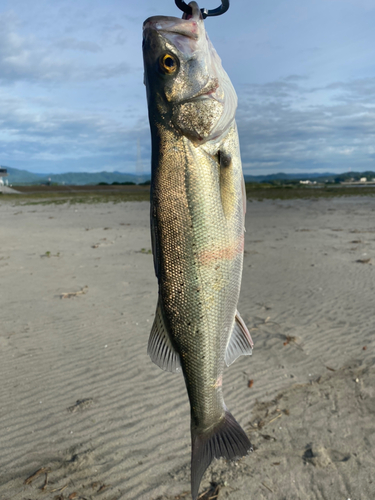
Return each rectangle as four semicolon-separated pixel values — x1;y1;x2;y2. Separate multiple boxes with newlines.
148;299;181;373
225;311;254;366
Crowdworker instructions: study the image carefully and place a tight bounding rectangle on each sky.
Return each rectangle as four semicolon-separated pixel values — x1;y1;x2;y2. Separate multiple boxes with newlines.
1;0;375;176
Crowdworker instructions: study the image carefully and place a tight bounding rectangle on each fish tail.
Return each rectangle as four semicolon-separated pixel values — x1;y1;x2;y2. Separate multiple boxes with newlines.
191;410;252;500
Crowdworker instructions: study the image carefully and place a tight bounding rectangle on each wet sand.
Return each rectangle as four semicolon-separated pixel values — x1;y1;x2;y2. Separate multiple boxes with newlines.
0;196;374;499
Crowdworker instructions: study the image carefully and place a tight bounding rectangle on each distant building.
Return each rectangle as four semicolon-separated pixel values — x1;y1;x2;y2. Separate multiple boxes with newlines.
0;168;8;187
360;177;367;182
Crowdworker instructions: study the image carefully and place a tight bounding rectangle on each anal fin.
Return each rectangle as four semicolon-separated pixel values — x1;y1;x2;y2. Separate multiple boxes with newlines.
225;310;254;367
148;299;181;373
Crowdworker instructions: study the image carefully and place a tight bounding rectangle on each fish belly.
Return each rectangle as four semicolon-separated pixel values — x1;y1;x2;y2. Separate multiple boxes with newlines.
151;122;251;500
152;123;243;428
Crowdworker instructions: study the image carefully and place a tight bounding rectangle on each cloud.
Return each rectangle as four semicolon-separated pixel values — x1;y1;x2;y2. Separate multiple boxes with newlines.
236;76;375;174
54;37;102;53
323;78;375;103
3;73;375;176
0;12;129;84
100;23;128;46
0;91;150;174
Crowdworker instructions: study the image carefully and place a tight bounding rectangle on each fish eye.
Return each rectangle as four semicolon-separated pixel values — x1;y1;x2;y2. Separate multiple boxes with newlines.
159;54;178;74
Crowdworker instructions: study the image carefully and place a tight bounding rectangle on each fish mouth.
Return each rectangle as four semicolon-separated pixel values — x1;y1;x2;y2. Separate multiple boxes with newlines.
143;2;202;39
143;16;199;41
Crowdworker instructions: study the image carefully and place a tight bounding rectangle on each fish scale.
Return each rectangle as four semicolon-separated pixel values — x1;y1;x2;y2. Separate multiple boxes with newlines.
143;3;254;498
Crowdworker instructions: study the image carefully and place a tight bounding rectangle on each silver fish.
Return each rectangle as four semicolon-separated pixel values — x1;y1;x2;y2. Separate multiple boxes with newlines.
142;3;254;498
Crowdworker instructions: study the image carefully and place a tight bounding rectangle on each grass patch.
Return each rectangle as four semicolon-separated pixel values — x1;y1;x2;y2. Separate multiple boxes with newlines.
245;184;375;200
1;183;374;205
0;188;150;205
41;251;60;258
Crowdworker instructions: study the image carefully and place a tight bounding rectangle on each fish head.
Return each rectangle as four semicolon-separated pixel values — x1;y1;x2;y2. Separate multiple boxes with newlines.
143;1;237;144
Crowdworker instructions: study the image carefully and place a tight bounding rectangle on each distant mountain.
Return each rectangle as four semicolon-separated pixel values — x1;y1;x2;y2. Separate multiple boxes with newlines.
4;165;375;186
244;172;338;183
2;166;151;185
2;166;45;184
42;171;150;185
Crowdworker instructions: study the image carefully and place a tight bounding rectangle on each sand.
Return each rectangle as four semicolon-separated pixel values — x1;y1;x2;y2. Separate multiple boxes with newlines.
0;196;374;500
0;186;21;194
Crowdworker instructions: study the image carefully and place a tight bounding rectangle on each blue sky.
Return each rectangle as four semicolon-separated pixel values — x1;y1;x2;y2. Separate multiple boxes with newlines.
1;0;375;175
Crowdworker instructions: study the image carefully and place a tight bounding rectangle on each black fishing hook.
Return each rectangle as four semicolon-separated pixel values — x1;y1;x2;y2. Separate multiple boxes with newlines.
175;0;230;19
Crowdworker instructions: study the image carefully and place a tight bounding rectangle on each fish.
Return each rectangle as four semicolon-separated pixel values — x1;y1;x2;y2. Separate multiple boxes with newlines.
142;2;254;498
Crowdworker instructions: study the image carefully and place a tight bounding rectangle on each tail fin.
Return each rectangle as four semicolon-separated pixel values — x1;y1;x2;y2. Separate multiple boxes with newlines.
191;410;252;500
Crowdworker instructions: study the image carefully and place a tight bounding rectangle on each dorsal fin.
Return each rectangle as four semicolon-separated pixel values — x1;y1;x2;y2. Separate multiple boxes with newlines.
148;299;181;373
225;310;254;366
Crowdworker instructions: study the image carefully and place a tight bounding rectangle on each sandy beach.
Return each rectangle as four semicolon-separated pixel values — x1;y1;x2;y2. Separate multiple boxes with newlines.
0;195;374;500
